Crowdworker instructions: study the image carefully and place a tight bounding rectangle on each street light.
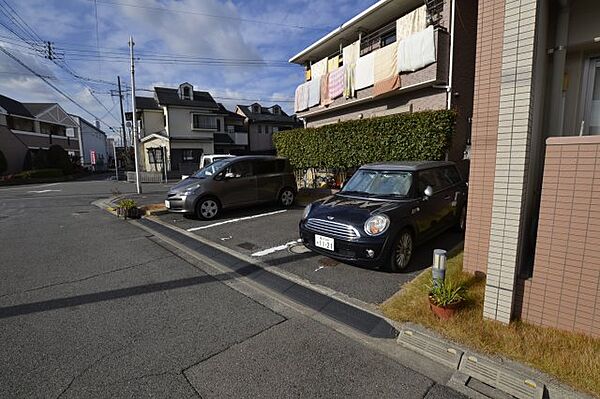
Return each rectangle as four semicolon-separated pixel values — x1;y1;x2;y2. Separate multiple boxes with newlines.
432;249;447;288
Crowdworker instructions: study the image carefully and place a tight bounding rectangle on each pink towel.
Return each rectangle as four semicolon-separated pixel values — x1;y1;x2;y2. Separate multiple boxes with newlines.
328;66;345;100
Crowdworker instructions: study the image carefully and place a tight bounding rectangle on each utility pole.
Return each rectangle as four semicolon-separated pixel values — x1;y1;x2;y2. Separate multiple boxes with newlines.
129;36;142;194
117;76;127;149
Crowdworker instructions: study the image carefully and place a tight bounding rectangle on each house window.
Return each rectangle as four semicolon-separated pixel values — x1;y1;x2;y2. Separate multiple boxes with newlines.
192;114;217;129
252;104;260;113
381;30;396;47
183;86;191;99
272;126;279;133
227;125;235;134
272;106;280;115
182;149;194;161
216;119;221;132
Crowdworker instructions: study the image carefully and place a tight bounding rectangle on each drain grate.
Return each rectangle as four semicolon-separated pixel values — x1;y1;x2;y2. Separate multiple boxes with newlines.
237;242;258;250
397;329;463;369
459;354;544;399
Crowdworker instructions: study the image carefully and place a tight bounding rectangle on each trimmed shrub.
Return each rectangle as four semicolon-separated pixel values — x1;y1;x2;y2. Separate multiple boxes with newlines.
273;110;455;169
14;168;63;179
47;145;75;175
0;149;6;175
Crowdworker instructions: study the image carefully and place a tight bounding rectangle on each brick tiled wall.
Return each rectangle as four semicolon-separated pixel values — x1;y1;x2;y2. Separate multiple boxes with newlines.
463;0;505;274
518;136;600;337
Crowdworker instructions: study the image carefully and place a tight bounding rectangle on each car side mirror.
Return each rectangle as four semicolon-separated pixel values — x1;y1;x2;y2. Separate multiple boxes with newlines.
424;185;433;198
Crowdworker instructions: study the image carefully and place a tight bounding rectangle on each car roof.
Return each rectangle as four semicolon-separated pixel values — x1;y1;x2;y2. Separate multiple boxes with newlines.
360;161;456;172
228;155;287;161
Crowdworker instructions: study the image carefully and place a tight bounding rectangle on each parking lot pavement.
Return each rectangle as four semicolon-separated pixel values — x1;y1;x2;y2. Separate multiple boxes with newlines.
155;204;464;305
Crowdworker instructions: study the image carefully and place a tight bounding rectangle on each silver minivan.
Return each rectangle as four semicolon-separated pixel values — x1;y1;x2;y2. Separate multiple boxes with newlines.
165;156;297;219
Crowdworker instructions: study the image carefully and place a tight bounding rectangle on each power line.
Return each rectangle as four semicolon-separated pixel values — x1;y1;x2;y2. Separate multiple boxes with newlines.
0;0;42;42
89;0;332;31
0;44;116;130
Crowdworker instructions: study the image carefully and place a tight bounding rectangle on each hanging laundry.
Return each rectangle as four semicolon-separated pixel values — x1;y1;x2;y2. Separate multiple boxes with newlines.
342;40;360;67
344;64;356;98
355;51;375;90
328;66;345;100
320;73;333;106
374;43;400;96
305;69;311;81
294;82;310;112
311;58;328;79
397;25;436;72
307;77;321;108
327;55;340;72
396;5;427;42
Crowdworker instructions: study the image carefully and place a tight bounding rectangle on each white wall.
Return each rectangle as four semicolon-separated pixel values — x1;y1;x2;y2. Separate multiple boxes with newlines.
78;118;109;170
166;106;223;141
141;110;165;137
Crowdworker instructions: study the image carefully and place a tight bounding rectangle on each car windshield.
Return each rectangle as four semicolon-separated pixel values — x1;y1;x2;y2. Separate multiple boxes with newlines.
193;159;230;178
341;170;413;197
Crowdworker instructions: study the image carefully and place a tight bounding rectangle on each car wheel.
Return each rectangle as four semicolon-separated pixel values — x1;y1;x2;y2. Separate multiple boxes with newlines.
196;197;220;220
279;188;295;207
388;229;413;272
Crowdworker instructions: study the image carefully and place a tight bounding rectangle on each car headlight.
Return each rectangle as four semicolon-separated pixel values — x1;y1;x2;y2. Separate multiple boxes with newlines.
364;214;390;236
302;204;312;220
183;184;201;195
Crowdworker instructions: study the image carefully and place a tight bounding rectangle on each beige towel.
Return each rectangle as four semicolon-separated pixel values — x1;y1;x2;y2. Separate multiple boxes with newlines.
327;56;340;72
396;5;427;42
373;74;401;97
374;42;398;83
320;73;333;106
342;40;359;67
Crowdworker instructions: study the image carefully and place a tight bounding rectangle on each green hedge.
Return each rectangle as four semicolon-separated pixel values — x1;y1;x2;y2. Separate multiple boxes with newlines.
14;168;63;179
273;110;455;169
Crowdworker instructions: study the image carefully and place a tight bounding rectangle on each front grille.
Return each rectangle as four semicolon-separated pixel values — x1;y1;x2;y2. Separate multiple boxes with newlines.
305;218;360;240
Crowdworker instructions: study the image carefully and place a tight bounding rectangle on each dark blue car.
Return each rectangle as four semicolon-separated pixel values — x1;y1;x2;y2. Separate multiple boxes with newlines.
299;161;467;272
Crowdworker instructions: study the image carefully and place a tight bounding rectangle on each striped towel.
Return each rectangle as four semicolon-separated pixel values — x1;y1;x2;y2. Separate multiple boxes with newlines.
328;66;345;100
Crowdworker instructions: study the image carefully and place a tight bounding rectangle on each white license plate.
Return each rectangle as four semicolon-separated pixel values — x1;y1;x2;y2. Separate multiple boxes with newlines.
314;234;334;251
164;200;170;208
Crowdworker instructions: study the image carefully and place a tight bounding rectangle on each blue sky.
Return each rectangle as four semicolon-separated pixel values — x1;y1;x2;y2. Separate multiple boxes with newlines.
0;0;375;141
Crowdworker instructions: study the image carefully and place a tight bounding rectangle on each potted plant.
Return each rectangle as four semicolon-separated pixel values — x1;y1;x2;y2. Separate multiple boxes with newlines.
116;198;141;219
427;279;465;320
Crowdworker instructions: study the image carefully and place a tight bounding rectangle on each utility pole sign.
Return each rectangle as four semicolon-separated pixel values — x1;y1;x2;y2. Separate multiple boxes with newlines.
90;150;97;165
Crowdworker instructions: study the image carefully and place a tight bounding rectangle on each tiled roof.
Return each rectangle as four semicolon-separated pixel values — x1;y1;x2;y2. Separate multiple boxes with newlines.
236;104;298;124
135;96;160;110
0;94;33;117
154;87;219;109
218;103;244;119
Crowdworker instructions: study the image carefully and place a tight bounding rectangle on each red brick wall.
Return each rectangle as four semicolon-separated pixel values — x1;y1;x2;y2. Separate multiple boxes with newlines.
463;0;505;273
519;136;600;337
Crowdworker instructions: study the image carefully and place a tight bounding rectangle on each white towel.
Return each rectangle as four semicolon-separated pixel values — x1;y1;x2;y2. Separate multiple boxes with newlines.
307;77;321;108
311;58;327;79
294;82;310;112
355;52;375;90
342;40;360;67
397;25;436;73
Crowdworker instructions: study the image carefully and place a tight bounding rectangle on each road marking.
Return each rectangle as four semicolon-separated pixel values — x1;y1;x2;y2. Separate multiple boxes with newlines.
27;189;62;193
314;266;325;272
251;239;301;257
187;209;287;232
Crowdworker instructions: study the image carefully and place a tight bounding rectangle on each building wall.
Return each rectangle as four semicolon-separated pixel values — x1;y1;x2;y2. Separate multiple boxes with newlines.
463;0;505;275
517;136;600;337
79;119;109;170
141;110;165;137
0;126;28;174
167;106;223;142
248;123;273;152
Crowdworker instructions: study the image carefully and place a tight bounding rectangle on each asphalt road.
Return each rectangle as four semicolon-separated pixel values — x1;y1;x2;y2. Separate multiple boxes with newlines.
156;203;464;304
0;178;467;398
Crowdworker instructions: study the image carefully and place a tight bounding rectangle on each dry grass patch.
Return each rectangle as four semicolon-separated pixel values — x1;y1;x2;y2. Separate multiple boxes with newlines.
380;253;600;397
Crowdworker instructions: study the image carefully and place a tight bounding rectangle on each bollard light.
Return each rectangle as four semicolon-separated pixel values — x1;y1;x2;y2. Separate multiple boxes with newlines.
432;249;447;288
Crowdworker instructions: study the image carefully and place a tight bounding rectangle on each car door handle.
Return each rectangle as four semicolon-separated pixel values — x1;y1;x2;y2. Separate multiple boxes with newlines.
444;195;452;200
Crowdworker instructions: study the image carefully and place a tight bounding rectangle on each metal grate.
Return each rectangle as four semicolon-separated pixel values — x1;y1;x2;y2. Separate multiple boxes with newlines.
424;0;444;25
305;218;360;240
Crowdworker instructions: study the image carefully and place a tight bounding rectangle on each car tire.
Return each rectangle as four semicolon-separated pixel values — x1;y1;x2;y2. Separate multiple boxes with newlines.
388;229;413;272
279;187;295;207
196;197;221;220
454;206;467;232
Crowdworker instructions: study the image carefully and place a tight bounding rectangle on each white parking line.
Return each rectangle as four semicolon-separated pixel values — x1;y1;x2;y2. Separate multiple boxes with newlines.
251;239;301;257
27;189;62;194
187;209;287;232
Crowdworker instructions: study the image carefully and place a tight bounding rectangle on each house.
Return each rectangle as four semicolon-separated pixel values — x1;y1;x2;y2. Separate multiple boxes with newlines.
0;94;79;174
128;83;229;174
214;103;248;154
235;103;301;154
70;115;110;171
463;0;600;337
289;0;478;162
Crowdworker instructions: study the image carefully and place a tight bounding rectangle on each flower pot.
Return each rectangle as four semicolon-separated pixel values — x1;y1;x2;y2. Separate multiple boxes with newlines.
429;295;461;320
